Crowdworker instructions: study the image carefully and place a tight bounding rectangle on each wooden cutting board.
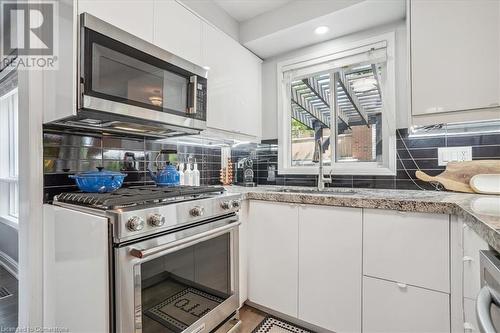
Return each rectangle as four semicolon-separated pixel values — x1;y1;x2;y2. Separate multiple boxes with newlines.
415;160;500;193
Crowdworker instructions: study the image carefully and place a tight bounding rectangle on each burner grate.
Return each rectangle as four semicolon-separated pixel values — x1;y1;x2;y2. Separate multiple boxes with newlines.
55;186;225;209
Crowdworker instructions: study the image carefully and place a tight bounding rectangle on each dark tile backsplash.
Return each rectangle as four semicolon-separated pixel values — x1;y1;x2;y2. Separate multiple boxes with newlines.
254;128;500;190
43;131;224;202
44;126;500;200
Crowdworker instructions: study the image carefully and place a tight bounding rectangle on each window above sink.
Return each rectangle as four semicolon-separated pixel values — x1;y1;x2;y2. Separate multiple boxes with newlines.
277;33;397;176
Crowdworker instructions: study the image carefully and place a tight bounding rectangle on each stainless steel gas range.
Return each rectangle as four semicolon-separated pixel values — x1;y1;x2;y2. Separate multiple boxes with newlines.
45;186;242;333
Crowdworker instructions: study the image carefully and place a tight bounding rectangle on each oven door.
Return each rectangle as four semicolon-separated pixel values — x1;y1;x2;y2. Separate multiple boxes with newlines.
115;216;240;333
477;251;500;333
79;13;207;131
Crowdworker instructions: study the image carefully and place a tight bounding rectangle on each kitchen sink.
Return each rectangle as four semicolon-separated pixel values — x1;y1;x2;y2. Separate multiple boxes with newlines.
272;188;357;195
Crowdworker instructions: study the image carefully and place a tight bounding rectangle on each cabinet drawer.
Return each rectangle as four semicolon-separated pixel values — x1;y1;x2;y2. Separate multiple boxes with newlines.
363;209;449;292
363;276;450;333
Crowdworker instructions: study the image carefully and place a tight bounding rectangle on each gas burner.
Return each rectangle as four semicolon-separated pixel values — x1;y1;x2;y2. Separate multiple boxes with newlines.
54;186;225;210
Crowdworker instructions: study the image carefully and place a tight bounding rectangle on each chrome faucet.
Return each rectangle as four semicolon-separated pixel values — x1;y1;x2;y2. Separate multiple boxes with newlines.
313;139;332;191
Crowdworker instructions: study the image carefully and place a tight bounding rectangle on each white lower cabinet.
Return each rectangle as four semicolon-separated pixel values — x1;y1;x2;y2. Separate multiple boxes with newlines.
248;201;362;331
363;276;450;333
247;200;299;317
247;202;457;332
298;205;362;332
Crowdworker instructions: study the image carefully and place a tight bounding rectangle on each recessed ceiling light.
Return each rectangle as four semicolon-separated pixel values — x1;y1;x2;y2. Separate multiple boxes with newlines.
203;66;211;70
314;26;329;35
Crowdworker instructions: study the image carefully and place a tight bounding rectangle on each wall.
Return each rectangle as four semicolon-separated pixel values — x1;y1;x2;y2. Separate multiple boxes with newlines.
179;0;240;41
261;20;408;140
43;131;225;201
255;128;500;190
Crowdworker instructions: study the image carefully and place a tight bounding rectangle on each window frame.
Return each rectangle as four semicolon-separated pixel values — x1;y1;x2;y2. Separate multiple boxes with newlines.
277;32;397;176
0;86;19;228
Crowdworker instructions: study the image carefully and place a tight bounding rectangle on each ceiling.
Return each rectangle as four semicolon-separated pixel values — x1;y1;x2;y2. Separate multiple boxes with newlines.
213;0;293;22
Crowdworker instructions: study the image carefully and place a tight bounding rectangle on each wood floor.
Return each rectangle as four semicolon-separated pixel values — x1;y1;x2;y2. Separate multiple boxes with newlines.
0;266;17;330
239;305;267;333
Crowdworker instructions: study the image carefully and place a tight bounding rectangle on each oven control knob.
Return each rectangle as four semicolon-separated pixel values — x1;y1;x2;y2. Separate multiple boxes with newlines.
190;207;205;217
149;214;165;227
231;200;241;209
220;201;231;210
127;216;145;231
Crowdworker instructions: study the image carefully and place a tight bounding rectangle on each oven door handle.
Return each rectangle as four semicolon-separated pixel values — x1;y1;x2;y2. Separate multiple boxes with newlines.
129;220;240;259
476;285;500;333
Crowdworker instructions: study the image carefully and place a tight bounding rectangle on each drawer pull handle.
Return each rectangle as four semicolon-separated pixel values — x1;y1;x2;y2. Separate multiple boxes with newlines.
463;256;474;262
463;322;475;331
397;283;407;289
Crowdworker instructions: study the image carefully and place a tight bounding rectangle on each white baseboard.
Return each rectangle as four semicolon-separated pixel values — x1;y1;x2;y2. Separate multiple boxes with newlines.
0;250;18;279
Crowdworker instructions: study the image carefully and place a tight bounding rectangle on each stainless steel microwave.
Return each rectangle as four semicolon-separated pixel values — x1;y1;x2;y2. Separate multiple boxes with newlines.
46;11;208;138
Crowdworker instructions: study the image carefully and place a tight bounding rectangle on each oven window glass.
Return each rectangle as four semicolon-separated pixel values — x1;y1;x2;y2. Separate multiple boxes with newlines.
140;233;231;333
91;43;188;114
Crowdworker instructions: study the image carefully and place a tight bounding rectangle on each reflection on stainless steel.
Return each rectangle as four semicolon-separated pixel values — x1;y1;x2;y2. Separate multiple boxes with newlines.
478;251;500;333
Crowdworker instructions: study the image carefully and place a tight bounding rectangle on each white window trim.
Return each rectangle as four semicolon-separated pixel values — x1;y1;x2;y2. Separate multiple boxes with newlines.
0;87;18;224
277;32;397;176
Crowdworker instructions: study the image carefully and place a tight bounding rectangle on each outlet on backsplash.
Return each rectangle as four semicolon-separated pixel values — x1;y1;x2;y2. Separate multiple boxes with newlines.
438;146;472;166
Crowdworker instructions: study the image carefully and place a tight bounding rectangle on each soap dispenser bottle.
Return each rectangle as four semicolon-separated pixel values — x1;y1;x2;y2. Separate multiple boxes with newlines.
193;161;200;186
184;161;193;186
178;163;185;186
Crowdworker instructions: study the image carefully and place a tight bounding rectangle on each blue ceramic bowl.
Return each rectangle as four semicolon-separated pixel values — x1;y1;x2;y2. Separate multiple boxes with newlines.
69;168;127;193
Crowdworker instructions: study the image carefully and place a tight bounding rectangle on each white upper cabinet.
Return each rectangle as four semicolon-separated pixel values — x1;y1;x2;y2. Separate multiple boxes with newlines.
78;0;155;42
410;0;500;122
202;22;262;138
153;1;202;66
77;0;262;138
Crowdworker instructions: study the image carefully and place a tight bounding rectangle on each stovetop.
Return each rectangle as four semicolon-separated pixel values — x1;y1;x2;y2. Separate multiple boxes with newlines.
54;185;225;210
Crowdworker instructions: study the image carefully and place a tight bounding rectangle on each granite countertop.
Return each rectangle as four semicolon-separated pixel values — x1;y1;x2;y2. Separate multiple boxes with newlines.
226;185;500;252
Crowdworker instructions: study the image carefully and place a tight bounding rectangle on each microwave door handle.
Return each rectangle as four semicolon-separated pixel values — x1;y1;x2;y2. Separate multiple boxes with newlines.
130;219;240;259
477;286;500;333
188;75;197;114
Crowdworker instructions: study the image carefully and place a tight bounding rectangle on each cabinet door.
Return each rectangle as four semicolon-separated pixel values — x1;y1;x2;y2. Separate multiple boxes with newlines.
298;205;362;333
363;209;450;292
78;0;154;42
463;223;489;300
202;22;262;138
202;22;236;134
363;276;450;333
153;1;202;65
411;0;500;116
247;200;298;317
234;48;262;138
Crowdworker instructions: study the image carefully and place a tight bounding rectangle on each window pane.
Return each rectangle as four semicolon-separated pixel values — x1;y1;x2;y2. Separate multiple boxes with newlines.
9;182;18;218
290;72;332;167
334;63;384;164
